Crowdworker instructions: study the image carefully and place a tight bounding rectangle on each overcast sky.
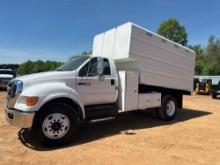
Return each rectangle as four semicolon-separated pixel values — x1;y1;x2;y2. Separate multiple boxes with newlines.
0;0;219;64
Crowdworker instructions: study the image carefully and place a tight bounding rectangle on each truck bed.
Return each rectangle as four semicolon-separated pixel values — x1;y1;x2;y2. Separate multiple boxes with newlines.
92;22;195;93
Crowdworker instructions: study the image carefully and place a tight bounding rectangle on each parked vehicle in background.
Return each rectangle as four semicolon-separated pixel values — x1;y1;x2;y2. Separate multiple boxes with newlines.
195;79;212;95
0;69;14;90
194;76;220;96
5;22;196;146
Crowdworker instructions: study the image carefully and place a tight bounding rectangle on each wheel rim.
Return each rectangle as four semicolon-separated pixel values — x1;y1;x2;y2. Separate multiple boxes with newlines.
42;113;70;139
166;100;176;117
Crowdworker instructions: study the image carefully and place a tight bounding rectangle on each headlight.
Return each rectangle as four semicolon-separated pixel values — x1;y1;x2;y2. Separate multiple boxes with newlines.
15;80;23;94
6;80;23;108
9;79;23;95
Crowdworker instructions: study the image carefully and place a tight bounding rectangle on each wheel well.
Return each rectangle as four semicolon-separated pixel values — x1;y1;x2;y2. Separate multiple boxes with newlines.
35;97;84;122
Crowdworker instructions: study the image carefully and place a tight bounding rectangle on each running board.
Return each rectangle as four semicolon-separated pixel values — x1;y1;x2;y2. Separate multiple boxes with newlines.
89;117;116;123
85;104;118;120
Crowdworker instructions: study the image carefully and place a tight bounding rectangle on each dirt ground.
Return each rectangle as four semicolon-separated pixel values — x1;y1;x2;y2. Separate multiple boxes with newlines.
0;91;220;165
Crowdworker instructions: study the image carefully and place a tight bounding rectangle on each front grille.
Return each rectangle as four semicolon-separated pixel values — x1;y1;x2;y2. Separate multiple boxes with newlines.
0;78;11;83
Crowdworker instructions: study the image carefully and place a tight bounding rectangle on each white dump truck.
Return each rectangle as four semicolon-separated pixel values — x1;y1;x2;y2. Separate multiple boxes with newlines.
5;22;195;146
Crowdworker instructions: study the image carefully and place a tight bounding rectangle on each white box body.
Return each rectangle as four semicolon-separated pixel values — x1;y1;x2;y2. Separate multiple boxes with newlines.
138;93;161;110
118;71;161;112
118;71;139;111
93;22;196;92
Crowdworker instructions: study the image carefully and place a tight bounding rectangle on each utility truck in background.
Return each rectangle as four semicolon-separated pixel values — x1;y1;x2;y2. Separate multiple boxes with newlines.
194;76;220;98
0;69;14;90
195;79;212;95
5;22;196;146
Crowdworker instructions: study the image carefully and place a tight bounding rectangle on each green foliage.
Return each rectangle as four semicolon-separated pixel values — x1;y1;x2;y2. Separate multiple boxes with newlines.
157;19;188;46
188;44;204;56
17;60;63;75
189;36;220;75
188;44;205;75
203;36;220;75
17;51;92;75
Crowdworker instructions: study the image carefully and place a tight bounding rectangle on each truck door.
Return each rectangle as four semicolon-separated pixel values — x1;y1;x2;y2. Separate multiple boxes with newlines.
77;57;117;105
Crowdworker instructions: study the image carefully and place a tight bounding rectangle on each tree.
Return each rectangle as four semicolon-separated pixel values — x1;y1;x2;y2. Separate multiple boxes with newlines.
157;19;188;46
188;44;205;75
17;50;91;75
188;44;204;56
189;35;220;75
204;35;220;75
17;60;63;75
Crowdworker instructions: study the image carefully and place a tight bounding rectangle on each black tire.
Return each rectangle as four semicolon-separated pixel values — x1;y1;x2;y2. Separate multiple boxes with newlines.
33;103;80;147
212;93;217;99
157;95;178;121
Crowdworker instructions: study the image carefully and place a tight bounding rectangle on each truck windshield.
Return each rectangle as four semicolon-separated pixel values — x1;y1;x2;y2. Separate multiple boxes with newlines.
56;56;89;71
0;70;13;75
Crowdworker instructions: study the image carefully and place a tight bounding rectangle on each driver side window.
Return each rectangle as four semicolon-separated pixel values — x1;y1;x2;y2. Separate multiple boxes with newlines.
79;57;101;77
88;58;98;76
79;62;89;77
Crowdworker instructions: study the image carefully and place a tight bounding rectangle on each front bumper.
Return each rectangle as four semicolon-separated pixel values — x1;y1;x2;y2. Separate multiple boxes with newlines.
5;107;35;128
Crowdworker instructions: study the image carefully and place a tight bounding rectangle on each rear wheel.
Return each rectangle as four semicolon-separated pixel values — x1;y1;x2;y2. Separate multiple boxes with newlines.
33;103;80;147
157;95;178;121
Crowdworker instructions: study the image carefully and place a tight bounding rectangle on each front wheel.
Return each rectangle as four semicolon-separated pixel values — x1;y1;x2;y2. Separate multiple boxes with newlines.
157;95;178;121
33;103;80;147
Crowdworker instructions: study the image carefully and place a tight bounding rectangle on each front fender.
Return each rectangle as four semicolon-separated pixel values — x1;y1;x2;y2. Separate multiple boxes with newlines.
14;82;85;118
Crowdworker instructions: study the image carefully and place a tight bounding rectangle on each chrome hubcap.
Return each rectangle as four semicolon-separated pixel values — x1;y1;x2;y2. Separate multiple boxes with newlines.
166;100;176;117
42;113;70;139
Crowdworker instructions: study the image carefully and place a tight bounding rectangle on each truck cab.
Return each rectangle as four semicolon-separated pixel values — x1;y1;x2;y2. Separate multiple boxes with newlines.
6;55;118;119
5;55;120;145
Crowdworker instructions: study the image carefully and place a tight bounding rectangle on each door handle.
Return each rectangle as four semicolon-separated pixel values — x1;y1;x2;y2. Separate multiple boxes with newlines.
78;82;91;86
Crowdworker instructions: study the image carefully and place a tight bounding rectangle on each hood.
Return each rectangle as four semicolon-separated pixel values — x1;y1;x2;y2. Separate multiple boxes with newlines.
0;74;13;78
16;71;77;87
